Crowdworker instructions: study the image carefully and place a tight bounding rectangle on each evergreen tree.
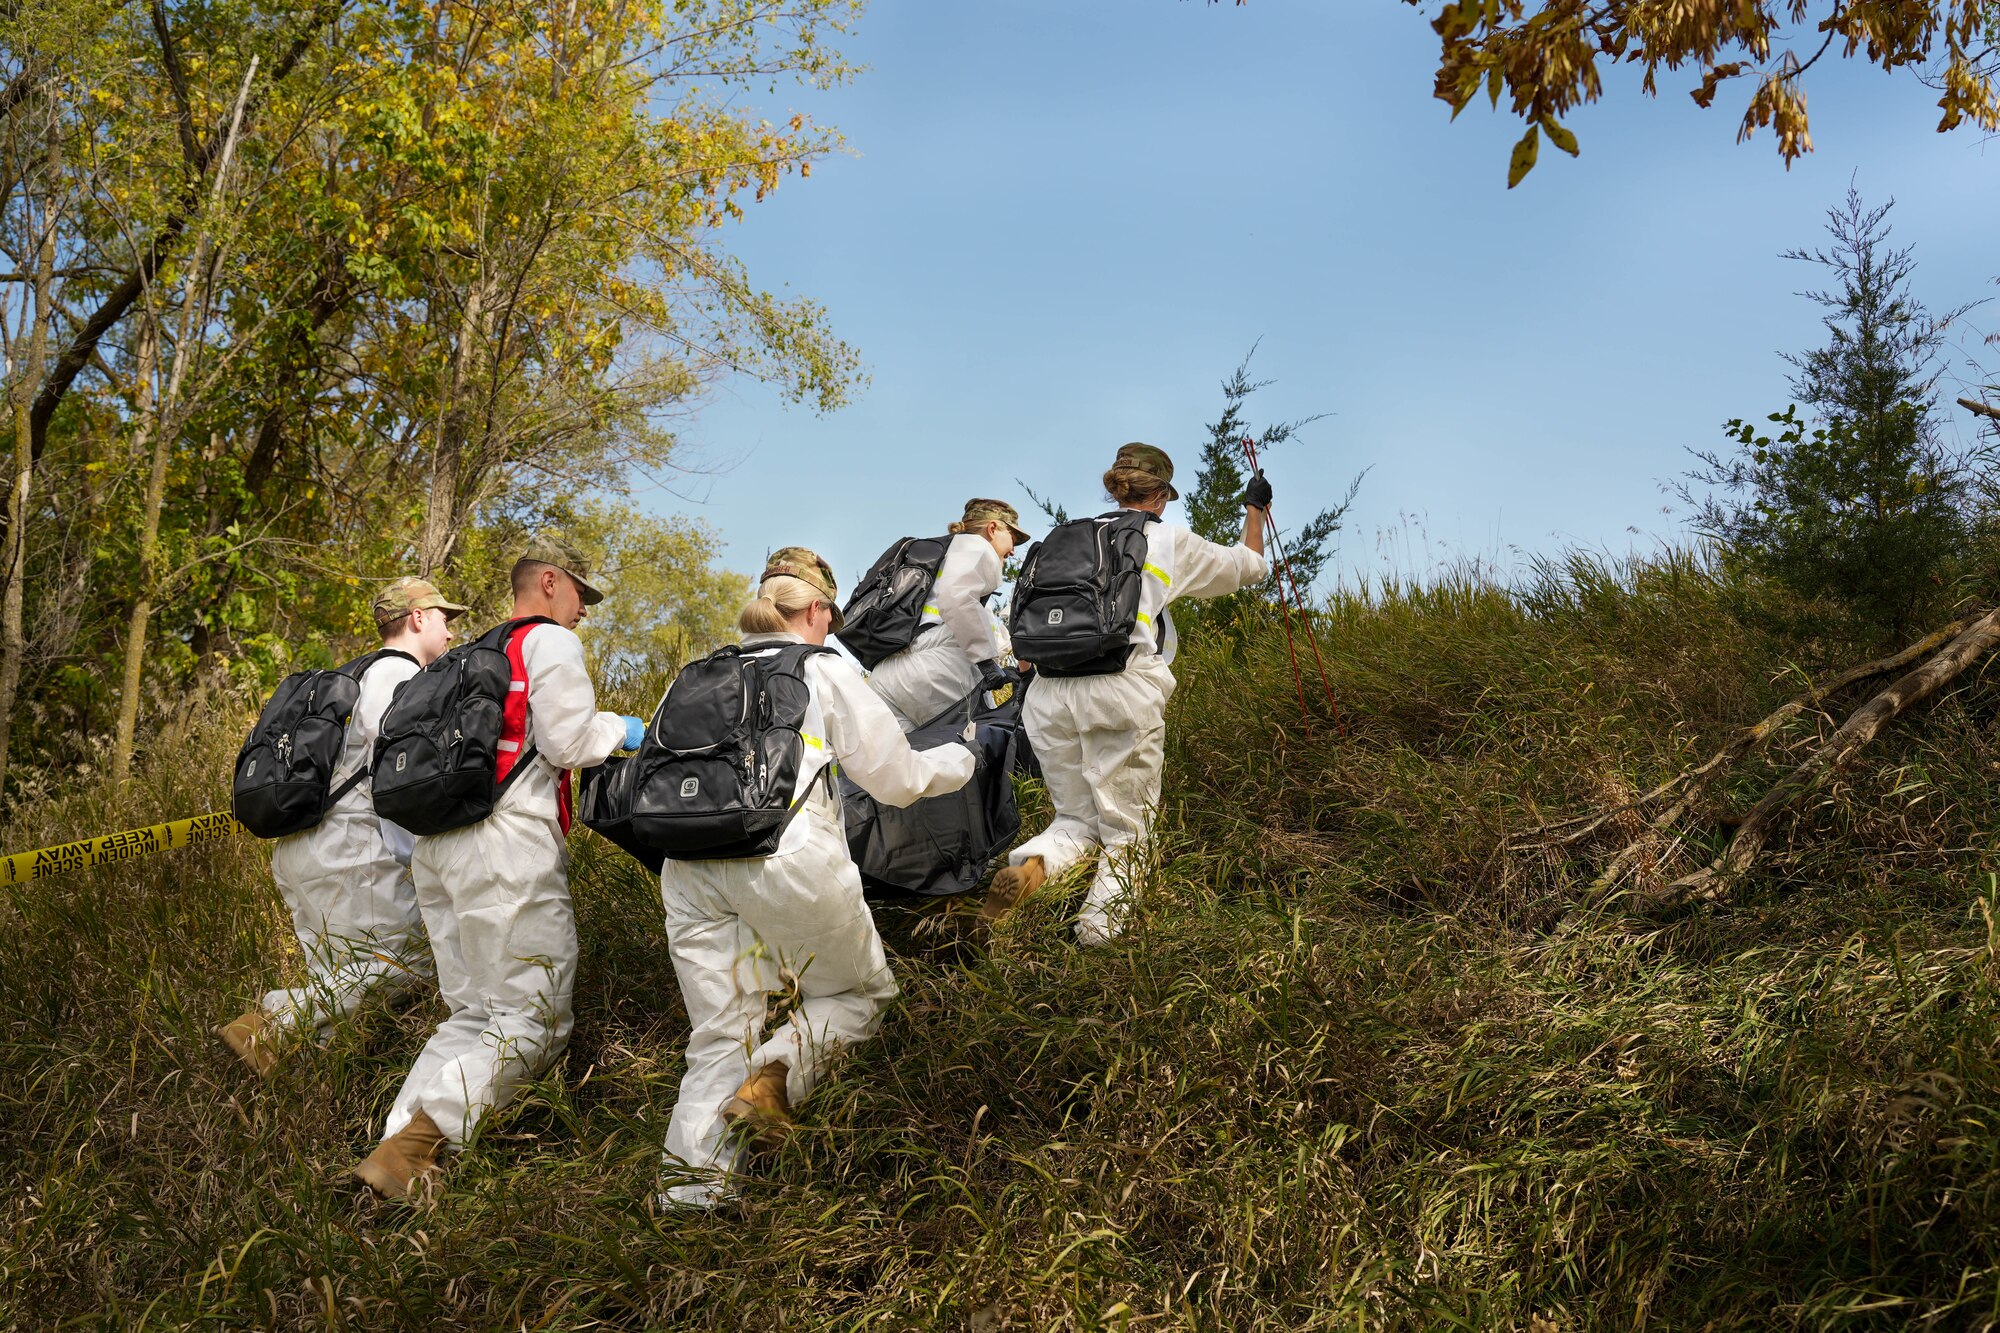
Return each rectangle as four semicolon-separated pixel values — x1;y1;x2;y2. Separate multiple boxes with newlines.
1684;187;1971;637
1185;349;1359;600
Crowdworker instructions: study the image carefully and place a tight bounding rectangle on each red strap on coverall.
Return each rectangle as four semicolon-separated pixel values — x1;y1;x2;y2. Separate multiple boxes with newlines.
496;622;573;835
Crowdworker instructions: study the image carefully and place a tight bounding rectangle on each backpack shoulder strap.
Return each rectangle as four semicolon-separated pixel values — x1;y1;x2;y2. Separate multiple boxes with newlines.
775;643;845;835
325;762;372;808
338;646;417;677
492;615;570;823
495;619;551;786
320;648;422;804
475;614;556;649
777;642;840;665
766;641;839;739
744;641;839;694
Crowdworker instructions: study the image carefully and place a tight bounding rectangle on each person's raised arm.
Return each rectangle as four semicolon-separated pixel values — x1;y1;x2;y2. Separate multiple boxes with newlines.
1176;470;1276;602
1241;468;1272;558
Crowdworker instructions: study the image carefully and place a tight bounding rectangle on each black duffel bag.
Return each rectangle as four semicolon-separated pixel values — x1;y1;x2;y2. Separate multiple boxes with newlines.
576;752;665;875
844;688;1022;899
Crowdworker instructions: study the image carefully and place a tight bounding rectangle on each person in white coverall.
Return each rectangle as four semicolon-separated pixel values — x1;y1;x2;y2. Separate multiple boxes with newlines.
353;534;647;1199
984;443;1269;945
217;577;466;1077
866;498;1031;730
657;547;975;1210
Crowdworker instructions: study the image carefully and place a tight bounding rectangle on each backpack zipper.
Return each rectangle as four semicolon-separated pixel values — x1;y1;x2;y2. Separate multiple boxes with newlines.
1094;519;1114;627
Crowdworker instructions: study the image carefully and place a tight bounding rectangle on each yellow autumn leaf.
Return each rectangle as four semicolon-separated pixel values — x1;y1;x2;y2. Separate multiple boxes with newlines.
1506;124;1540;187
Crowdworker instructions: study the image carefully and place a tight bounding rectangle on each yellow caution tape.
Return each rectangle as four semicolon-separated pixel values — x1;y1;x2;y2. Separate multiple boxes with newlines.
2;810;246;887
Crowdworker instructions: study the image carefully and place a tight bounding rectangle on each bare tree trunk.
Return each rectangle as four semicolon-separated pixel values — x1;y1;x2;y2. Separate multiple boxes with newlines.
0;102;58;795
417;275;485;576
109;61;254;791
108;320;162;791
1644;605;2000;913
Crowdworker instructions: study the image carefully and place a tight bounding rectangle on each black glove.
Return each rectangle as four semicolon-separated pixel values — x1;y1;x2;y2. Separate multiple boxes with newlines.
1243;468;1273;510
977;659;1019;694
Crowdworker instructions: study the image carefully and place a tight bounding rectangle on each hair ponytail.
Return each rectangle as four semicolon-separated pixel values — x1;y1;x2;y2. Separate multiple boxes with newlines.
1103;464;1171;507
737;573;823;633
737;593;786;634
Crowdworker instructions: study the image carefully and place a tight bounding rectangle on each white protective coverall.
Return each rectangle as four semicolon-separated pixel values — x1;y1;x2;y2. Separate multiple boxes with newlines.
262;651;432;1037
1009;519;1268;945
658;631;976;1207
866;533;1011;731
381;622;625;1147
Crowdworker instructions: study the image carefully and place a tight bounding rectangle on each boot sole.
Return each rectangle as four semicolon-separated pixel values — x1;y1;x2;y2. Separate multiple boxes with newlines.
351;1155;413;1200
981;861;1047;923
217;1020;280;1079
720;1098;792;1154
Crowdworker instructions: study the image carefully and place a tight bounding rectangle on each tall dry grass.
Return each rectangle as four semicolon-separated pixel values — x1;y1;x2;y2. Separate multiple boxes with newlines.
6;552;2000;1328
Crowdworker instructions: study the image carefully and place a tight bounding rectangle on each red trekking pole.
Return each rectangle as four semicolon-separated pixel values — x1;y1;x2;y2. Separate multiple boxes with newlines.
1241;436;1345;738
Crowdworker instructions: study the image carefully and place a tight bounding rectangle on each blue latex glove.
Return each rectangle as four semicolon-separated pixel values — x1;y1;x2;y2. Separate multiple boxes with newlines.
622;715;647;750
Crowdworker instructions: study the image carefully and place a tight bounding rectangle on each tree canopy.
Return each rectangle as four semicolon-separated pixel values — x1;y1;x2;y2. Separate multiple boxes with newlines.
0;0;862;791
1408;1;2000;185
1683;188;1971;638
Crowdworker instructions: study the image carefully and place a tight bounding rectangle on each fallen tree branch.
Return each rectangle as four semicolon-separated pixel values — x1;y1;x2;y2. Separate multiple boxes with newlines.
1642;606;2000;914
1510;609;1985;851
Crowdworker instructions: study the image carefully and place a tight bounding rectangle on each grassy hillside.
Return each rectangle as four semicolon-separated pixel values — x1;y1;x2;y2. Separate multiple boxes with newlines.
9;554;2000;1329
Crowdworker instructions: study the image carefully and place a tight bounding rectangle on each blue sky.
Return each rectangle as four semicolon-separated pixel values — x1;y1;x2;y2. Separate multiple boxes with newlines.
650;0;2000;594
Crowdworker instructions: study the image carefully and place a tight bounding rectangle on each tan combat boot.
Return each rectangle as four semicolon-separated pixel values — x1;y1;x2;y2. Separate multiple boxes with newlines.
351;1110;448;1200
216;1008;282;1078
720;1061;793;1153
981;855;1046;923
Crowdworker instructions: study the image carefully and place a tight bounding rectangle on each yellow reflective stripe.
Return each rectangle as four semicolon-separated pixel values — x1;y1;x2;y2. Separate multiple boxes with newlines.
1135;611;1152;628
922;604;940;616
798;734;836;785
788;733;838;798
1143;562;1172;586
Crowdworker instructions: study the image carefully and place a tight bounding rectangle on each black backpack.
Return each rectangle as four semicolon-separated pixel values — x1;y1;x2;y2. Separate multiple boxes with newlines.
231;649;415;839
1008;510;1159;676
836;535;951;669
576;751;665;874
370;617;555;837
615;641;838;861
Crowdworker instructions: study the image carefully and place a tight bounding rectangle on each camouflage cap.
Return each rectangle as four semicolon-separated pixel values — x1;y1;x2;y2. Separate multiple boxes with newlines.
760;545;843;631
1113;442;1179;501
960;498;1031;545
373;575;468;627
515;532;606;606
